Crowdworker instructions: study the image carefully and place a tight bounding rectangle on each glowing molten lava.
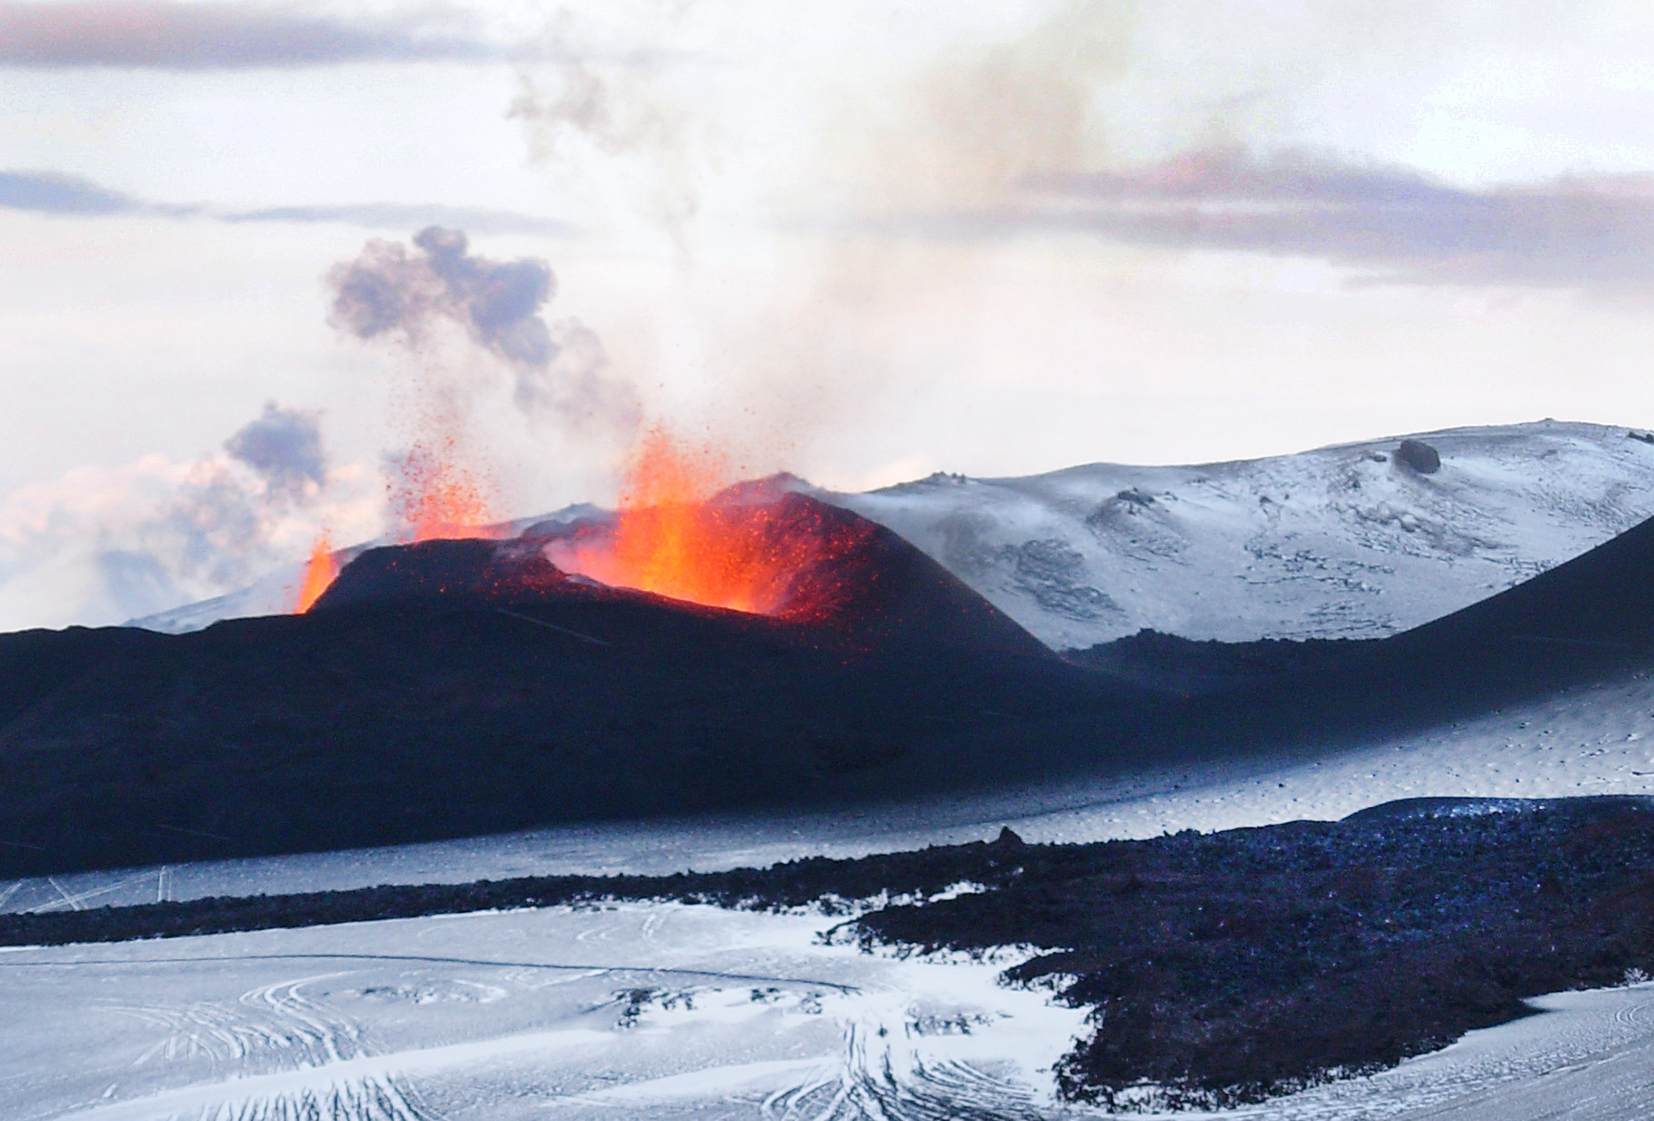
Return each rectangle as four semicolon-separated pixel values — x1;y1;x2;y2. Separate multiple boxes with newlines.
393;443;496;542
292;440;496;615
555;427;865;619
294;531;338;613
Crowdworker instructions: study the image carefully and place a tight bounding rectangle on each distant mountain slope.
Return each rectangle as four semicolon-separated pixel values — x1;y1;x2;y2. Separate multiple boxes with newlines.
834;420;1654;649
127;421;1654;646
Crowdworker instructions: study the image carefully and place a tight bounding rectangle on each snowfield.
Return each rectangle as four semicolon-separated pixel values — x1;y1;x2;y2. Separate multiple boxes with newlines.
0;903;1091;1121
3;901;1652;1121
836;420;1654;649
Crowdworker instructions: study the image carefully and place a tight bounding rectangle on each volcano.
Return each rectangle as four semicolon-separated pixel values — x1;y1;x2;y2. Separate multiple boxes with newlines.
9;489;1654;879
0;495;1136;876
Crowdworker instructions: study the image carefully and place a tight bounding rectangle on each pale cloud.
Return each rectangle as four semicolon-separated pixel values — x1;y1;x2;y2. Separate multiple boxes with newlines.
0;168;574;234
223;203;576;237
838;147;1654;292
0;408;380;630
0;1;495;70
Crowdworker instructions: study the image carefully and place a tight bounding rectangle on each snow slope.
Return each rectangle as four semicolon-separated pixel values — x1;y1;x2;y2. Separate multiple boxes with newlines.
834;420;1654;649
3;898;1651;1120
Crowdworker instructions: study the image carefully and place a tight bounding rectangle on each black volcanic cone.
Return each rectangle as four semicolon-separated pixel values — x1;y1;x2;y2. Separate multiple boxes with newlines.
306;494;1053;664
523;493;1051;659
0;497;1141;876
309;538;571;610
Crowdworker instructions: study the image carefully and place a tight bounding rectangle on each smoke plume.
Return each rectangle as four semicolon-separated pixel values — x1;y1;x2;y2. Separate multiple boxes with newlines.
223;401;326;503
328;226;638;433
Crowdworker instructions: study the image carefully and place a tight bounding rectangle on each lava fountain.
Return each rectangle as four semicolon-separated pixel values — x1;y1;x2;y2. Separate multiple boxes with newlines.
553;427;869;621
294;531;338;613
392;442;497;543
293;442;498;613
295;426;870;622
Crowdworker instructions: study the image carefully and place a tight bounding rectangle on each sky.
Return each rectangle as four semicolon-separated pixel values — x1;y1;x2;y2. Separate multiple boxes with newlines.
5;0;1654;629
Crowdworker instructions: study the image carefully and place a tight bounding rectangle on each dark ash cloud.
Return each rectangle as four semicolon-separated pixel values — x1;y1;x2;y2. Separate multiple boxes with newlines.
328;226;639;431
884;148;1654;290
0;1;495;70
223;401;326;502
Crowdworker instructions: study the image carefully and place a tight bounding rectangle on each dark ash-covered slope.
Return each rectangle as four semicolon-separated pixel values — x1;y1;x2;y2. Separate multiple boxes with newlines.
0;496;1146;877
8;494;1654;879
1072;506;1654;744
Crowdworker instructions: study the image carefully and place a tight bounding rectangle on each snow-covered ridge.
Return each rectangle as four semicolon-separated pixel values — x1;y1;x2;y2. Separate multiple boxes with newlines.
129;421;1654;648
833;420;1654;649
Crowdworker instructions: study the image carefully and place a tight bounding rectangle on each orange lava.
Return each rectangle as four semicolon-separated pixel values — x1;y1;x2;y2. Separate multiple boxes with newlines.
294;531;338;613
392;442;496;542
556;427;855;618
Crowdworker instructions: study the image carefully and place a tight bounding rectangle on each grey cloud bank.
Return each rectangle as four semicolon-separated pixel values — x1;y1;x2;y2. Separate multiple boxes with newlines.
0;0;494;70
0;169;572;235
0;170;147;215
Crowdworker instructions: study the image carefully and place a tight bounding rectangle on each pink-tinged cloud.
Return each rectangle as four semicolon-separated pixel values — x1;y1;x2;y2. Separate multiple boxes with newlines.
0;1;494;69
868;148;1654;291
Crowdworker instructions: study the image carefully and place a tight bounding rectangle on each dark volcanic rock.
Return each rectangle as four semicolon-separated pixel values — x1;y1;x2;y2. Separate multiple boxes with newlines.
312;538;570;609
1396;438;1441;473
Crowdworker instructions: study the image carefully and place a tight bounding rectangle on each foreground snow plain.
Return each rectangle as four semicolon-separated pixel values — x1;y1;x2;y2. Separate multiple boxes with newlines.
7;669;1654;1120
5;898;1653;1121
0;904;1091;1121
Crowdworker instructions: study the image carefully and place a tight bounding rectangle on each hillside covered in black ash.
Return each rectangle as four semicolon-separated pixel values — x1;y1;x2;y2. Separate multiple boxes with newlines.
5;796;1652;1109
6;493;1654;879
0;495;1152;877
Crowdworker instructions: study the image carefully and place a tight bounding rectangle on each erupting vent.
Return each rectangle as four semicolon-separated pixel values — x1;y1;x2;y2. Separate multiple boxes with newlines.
550;429;872;620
